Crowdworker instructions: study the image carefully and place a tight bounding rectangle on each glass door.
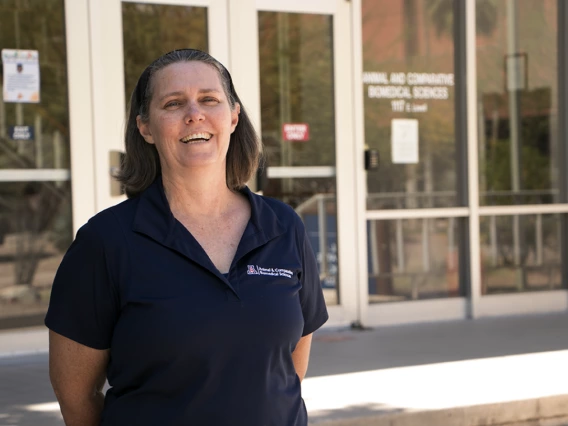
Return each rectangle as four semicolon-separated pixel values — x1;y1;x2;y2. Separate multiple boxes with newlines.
0;0;73;327
92;0;229;211
474;0;568;316
357;0;469;325
256;0;358;325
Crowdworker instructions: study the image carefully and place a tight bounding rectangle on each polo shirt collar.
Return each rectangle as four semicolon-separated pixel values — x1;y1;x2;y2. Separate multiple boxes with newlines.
132;177;177;246
132;177;287;292
232;186;287;264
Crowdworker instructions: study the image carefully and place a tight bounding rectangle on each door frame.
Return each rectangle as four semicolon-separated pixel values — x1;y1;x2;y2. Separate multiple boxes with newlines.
351;0;471;326
254;0;360;327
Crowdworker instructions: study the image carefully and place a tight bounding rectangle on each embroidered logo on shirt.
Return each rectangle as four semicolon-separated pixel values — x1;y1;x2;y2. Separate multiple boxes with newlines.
247;265;259;275
247;265;293;278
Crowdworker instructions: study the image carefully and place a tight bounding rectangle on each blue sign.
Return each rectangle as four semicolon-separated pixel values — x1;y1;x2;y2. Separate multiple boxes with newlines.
9;125;34;140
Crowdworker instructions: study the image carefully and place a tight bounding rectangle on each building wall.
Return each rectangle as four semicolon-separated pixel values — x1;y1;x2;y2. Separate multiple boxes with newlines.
0;0;566;329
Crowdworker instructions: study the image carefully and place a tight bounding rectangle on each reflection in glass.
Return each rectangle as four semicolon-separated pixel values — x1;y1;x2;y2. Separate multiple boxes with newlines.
362;0;457;210
258;12;335;169
0;0;71;170
293;184;337;306
0;1;72;326
480;214;562;294
0;182;72;321
367;217;461;302
477;1;558;205
122;4;208;104
258;12;338;305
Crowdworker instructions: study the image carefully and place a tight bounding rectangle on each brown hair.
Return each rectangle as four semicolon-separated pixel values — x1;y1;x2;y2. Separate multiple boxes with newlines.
116;49;260;198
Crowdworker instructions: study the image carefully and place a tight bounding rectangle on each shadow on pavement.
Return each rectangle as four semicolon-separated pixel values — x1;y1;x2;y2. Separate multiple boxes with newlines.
0;353;64;426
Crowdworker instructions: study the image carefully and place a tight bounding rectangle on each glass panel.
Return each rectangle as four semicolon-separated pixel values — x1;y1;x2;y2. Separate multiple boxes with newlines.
477;1;559;205
258;12;339;305
367;217;461;303
122;3;208;104
362;0;457;210
0;181;72;322
480;214;562;294
0;1;72;327
0;0;71;169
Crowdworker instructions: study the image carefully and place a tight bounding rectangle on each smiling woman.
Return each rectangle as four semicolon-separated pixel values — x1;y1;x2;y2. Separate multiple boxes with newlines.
135;62;240;175
119;50;258;198
44;49;328;426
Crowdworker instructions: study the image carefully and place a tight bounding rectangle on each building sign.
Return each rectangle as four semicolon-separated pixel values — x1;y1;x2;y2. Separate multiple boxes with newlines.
363;71;454;113
282;123;310;141
391;119;419;164
2;49;40;103
8;125;34;141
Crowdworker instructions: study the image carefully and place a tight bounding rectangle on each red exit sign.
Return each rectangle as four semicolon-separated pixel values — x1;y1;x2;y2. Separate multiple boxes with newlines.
282;123;310;141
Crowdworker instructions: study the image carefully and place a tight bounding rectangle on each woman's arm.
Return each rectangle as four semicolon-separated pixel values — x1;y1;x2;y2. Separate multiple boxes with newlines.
291;333;313;382
49;330;110;426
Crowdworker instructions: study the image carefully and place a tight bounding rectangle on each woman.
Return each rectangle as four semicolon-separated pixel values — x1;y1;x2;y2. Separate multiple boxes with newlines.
45;49;328;426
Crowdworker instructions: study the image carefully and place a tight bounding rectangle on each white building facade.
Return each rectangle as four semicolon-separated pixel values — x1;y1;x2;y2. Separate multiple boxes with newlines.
1;0;567;329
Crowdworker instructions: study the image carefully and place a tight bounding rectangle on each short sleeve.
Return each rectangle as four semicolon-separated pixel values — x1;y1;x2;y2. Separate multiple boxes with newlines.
299;229;329;336
45;221;120;349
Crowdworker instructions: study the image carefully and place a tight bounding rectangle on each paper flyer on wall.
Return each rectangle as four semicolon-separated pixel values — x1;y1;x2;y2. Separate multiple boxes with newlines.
2;49;40;103
391;118;419;164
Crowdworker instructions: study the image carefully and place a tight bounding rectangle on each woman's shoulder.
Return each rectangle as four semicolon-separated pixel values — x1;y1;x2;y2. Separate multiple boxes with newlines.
247;191;306;237
81;196;140;240
251;192;301;220
259;194;295;214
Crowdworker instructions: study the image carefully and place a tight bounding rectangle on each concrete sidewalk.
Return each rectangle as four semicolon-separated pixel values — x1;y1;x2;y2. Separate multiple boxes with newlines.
1;313;568;425
0;327;48;358
305;312;568;425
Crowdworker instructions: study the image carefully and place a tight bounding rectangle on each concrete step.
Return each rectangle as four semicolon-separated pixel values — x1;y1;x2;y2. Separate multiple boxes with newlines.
311;395;568;425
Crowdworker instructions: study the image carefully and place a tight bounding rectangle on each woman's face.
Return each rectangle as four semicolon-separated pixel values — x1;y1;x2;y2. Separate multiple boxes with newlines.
137;61;239;177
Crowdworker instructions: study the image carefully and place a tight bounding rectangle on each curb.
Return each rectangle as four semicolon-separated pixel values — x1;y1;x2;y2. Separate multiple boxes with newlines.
0;348;49;360
310;395;568;426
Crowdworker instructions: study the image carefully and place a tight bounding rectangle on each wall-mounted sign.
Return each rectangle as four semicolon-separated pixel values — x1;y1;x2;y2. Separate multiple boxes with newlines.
391;119;419;164
282;123;310;141
363;71;454;113
1;49;40;103
8;125;34;141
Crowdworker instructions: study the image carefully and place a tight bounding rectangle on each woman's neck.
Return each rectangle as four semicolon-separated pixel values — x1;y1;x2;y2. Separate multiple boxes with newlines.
161;169;237;218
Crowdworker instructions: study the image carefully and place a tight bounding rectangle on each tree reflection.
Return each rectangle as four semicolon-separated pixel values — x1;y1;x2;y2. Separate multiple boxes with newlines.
0;1;72;318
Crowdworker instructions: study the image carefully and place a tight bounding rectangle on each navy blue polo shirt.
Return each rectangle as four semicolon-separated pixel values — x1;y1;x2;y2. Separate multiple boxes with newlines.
45;178;328;426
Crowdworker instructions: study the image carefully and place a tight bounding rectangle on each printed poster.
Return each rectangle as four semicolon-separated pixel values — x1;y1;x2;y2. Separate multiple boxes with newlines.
2;49;40;103
391;119;419;164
